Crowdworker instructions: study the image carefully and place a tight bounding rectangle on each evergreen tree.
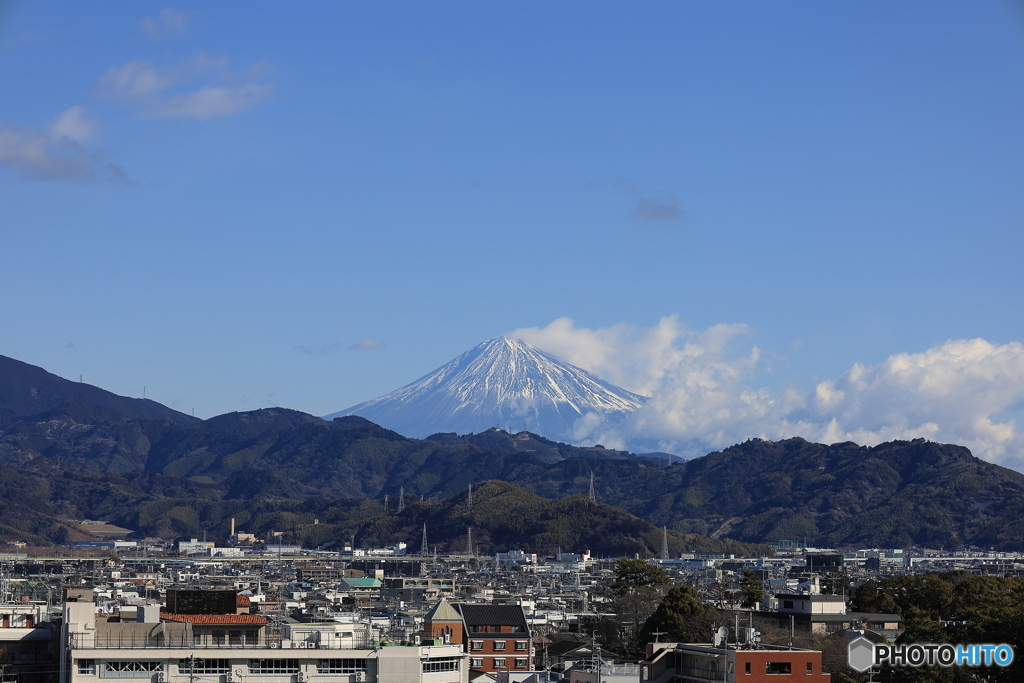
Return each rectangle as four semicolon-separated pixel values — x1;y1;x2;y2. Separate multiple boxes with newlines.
739;569;765;609
639;586;716;644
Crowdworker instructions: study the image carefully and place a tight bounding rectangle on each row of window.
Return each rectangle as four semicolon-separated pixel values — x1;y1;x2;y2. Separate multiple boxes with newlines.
468;641;529;651
421;657;460;674
77;660;369;677
469;658;529;669
470;626;523;633
744;661;814;675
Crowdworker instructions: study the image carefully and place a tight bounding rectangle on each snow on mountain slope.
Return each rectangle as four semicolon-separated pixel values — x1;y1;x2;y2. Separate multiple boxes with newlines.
324;337;646;440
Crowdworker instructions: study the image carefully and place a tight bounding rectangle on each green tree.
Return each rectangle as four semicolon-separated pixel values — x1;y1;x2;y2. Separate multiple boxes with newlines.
614;558;670;589
739;570;765;609
639;586;716;644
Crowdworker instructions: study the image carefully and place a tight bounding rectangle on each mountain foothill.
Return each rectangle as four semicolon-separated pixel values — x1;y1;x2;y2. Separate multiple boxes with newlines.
1;352;1023;553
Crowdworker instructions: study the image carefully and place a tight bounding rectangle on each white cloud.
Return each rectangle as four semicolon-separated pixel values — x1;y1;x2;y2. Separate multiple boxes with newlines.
140;8;190;41
152;83;273;120
0;107;126;183
510;318;1024;471
97;55;272;120
48;105;96;144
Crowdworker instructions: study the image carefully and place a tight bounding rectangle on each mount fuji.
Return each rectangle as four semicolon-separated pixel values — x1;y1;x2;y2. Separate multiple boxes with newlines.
325;337;646;441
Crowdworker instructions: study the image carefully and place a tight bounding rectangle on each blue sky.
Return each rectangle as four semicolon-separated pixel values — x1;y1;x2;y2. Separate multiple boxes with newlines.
3;2;1024;466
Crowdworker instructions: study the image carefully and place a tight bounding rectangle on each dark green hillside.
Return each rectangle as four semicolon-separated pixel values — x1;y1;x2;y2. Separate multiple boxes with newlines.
0;355;197;424
0;459;768;557
114;480;772;557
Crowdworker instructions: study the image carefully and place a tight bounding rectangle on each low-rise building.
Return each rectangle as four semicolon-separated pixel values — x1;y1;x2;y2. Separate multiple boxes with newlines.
644;642;831;682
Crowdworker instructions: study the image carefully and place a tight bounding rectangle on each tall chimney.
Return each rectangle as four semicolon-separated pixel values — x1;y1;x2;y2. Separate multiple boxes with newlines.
231;518;236;536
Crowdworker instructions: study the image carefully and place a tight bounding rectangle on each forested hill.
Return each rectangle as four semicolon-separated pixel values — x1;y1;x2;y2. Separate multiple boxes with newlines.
2;356;1024;550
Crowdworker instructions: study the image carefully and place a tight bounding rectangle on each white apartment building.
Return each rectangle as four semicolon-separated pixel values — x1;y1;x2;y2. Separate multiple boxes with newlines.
61;598;468;683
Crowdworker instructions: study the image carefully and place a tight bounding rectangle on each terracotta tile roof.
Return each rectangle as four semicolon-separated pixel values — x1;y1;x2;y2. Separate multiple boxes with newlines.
160;613;267;625
236;595;251;606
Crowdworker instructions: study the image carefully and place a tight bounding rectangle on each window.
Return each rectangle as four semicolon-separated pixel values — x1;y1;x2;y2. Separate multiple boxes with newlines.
422;657;460;673
317;660;367;674
493;659;506;669
766;662;793;675
102;662;164;678
515;641;528;651
745;662;751;675
248;660;300;675
78;660;96;675
179;660;230;675
783;600;794;609
211;629;225;645
470;659;483;668
515;659;529;669
806;662;813;674
470;641;484;651
493;641;507;651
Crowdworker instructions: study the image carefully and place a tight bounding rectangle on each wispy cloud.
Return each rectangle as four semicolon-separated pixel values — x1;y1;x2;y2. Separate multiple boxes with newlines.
591;177;684;221
295;339;386;356
614;177;683;221
349;339;386;351
97;55;273;120
140;8;191;41
511;318;1024;472
0;106;127;183
294;342;345;357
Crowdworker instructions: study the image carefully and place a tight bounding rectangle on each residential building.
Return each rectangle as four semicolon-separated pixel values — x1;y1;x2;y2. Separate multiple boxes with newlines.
644;642;830;683
60;591;468;683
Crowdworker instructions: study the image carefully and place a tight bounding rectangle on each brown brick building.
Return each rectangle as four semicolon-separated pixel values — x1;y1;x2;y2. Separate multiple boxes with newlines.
422;600;533;674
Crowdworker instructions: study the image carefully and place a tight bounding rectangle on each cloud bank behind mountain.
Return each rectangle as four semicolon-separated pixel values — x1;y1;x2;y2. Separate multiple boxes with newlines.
510;317;1024;471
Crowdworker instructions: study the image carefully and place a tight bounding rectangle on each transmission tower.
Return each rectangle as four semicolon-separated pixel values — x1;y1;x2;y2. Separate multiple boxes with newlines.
588;472;596;503
421;523;428;556
398;487;405;512
661;526;670;559
466;527;473;557
467;483;473;508
383;494;389;512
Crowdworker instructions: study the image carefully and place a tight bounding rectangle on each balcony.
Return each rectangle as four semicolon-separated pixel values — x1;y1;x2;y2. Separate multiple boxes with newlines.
69;633;375;651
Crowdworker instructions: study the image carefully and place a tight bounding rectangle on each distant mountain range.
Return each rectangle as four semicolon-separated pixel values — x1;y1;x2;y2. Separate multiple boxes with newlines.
1;353;1024;551
326;337;646;441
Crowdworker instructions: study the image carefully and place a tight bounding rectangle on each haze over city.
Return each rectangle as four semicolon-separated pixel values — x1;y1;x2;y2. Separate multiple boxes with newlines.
2;2;1024;468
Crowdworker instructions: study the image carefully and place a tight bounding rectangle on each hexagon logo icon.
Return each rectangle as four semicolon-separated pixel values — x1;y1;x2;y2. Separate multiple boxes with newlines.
848;636;875;672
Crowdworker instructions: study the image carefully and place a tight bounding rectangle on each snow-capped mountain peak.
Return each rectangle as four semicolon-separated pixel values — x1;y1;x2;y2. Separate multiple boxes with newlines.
324;336;645;440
